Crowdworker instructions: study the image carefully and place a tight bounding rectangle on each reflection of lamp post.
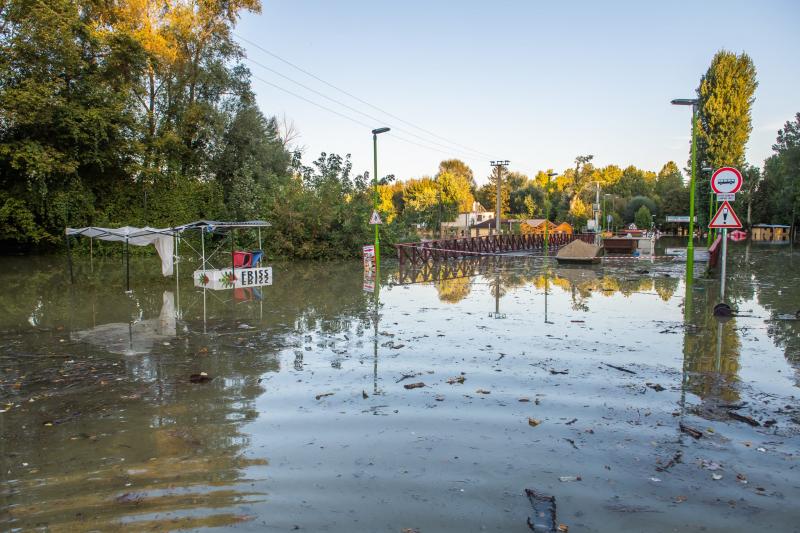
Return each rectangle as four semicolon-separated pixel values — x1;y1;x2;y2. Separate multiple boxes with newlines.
372;127;390;272
544;172;558;257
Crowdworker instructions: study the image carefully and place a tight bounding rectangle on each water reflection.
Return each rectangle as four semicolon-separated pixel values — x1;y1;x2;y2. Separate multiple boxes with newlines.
0;259;380;531
1;247;798;531
399;256;681;305
71;291;176;355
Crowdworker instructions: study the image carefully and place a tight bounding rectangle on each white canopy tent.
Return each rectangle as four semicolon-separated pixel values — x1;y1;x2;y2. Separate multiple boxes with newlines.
64;220;272;292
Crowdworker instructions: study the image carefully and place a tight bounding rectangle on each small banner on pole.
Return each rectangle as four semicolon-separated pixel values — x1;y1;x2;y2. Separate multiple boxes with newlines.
363;244;376;271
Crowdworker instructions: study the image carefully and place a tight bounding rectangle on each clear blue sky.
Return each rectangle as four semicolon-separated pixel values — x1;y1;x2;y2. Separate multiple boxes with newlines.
235;0;799;184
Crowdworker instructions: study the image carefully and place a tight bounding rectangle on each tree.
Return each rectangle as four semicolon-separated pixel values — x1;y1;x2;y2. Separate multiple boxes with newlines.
478;169;510;220
624;196;657;223
752;113;800;231
635;205;653;229
437;159;476;192
436;170;474;214
695;50;757;229
505;171;529;193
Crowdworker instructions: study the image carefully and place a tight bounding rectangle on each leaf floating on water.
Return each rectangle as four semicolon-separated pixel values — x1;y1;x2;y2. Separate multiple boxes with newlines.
315;392;334;400
558;475;580;482
447;376;465;384
674;495;688;503
404;382;425;390
476;389;491;394
362;390;369;399
558;525;569;532
528;418;541;427
401;528;421;533
518;397;530;402
712;474;723;480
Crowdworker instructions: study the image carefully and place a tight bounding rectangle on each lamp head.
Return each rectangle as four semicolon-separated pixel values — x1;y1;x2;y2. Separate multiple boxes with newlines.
372;127;390;135
671;98;698;106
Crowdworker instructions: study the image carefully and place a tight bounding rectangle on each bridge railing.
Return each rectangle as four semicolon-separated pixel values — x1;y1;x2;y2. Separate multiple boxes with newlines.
395;233;595;265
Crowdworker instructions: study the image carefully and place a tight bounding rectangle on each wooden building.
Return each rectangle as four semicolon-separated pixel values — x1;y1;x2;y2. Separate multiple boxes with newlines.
520;219;556;235
751;224;790;242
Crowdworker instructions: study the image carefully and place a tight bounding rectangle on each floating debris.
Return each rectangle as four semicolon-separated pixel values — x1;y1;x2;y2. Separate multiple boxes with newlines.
315;392;334;400
404;382;425;390
525;488;557;532
603;363;636;375
528;418;542;427
447;375;466;384
679;423;703;439
558;476;581;482
189;372;211;384
728;411;760;426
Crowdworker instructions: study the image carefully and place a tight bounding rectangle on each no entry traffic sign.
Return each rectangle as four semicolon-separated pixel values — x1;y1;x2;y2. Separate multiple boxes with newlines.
711;167;743;194
709;201;742;229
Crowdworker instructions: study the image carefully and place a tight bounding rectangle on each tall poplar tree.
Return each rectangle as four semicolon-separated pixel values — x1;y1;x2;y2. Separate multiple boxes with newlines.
695;50;757;227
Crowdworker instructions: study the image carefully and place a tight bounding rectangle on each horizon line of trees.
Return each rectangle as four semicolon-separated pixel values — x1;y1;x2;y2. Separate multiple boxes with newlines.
1;2;797;257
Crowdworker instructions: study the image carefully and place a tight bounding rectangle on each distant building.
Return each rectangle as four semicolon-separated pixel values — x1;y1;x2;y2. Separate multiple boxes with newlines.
553;222;573;235
472;218;515;236
520;220;572;235
751;224;790;242
519;219;555;235
440;202;495;237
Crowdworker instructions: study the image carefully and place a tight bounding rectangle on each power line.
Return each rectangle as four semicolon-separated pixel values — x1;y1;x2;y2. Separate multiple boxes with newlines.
234;31;495;159
248;73;485;164
242;54;490;158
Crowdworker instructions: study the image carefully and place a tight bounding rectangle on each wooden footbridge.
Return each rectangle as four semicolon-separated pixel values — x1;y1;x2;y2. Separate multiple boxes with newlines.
395;233;594;265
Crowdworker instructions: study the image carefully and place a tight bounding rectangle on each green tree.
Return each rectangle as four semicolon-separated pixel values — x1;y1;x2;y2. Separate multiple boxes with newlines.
695;50;758;228
634;205;653;229
752;113;800;230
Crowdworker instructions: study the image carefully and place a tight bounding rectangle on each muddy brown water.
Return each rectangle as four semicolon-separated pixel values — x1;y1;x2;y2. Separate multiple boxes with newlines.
1;240;799;532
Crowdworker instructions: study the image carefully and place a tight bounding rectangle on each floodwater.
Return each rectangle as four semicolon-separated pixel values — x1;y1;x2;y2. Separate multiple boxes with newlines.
1;240;799;532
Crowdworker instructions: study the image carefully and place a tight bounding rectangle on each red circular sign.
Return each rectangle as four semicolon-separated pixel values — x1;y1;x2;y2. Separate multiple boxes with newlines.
711;167;743;194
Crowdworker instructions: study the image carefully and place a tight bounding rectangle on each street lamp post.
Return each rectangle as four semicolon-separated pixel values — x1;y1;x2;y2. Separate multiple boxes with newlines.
671;98;699;257
371;127;390;272
702;166;714;246
544;172;558;257
603;194;612;233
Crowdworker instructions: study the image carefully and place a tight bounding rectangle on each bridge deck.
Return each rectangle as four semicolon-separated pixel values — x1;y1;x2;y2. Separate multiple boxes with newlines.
395;233;595;265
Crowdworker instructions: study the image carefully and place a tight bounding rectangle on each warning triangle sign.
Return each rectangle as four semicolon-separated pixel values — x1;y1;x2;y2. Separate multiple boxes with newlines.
709;201;742;229
369;210;382;225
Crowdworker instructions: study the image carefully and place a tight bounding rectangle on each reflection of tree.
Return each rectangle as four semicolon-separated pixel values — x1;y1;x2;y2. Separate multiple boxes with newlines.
488;274;507;300
435;276;473;303
682;285;742;407
746;246;800;384
1;258;378;531
654;276;679;301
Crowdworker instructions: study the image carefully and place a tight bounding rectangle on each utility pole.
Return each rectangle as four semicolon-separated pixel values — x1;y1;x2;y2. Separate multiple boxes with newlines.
490;160;509;235
595;182;601;245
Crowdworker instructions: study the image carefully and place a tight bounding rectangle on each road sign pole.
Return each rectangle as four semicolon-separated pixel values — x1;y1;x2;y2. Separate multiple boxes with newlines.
720;228;728;301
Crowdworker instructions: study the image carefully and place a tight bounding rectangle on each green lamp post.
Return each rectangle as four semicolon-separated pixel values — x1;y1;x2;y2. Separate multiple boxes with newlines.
371;127;390;271
671;98;699;279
